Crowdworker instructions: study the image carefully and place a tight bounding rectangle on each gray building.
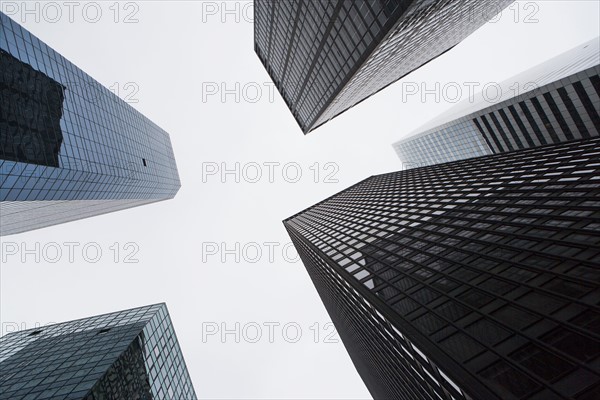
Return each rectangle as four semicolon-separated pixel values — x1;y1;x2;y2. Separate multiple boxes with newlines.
393;37;600;168
0;13;181;236
285;137;600;400
0;303;197;400
255;0;513;133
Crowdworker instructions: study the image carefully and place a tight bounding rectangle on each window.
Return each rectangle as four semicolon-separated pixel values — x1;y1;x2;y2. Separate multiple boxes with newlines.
493;305;537;330
479;277;517;295
500;267;536;282
541;327;600;362
392;297;419;315
479;360;541;398
413;313;446;335
510;343;575;381
516;291;565;314
466;318;511;346
542;279;592;299
411;287;440;305
431;277;459;293
439;332;484;362
435;301;470;322
458;289;494;308
569;310;600;335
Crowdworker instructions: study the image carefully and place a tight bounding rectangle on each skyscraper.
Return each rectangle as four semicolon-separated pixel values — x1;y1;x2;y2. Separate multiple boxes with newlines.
0;303;197;400
254;0;513;133
393;37;600;168
0;13;181;236
285;137;600;400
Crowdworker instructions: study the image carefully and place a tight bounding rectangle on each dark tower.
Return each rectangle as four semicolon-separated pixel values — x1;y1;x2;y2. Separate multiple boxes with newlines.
255;0;513;133
285;138;600;399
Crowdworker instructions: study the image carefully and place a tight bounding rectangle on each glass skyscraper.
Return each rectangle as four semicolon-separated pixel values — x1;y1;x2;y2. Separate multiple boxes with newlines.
0;13;181;236
0;303;197;400
285;137;600;399
254;0;513;133
393;37;600;168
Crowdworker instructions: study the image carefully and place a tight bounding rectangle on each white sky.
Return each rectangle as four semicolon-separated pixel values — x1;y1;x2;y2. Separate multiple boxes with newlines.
1;1;599;399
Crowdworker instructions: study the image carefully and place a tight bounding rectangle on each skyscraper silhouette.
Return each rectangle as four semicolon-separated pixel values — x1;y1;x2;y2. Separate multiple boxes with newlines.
285;137;600;399
255;0;513;133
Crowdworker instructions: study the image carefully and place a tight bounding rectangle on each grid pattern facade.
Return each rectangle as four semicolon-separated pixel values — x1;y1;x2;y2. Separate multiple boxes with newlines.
0;304;197;400
394;38;600;168
285;137;600;400
393;120;491;168
0;13;181;236
255;0;512;133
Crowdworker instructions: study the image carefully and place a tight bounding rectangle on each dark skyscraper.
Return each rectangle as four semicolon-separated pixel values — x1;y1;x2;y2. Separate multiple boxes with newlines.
393;37;600;168
0;13;181;236
0;303;197;400
254;0;513;133
285;137;600;399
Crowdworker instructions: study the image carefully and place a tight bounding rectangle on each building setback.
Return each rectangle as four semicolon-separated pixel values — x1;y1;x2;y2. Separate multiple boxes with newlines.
255;0;513;133
0;13;181;236
285;137;600;400
393;37;600;168
0;303;197;400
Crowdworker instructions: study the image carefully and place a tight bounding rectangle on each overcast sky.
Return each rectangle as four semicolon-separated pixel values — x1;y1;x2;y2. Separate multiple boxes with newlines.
1;1;599;399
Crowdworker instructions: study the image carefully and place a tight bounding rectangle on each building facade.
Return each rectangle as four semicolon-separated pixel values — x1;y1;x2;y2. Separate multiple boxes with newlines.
0;303;197;399
285;137;600;400
255;0;513;133
393;37;600;168
0;13;181;236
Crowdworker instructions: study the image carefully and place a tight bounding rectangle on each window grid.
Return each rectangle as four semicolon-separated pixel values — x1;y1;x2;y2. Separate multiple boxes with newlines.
285;137;600;400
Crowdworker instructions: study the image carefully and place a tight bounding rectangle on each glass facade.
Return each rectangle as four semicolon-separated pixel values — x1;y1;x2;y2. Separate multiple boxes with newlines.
394;37;600;168
0;13;181;236
0;303;197;400
255;0;512;133
393;120;491;169
285;137;600;400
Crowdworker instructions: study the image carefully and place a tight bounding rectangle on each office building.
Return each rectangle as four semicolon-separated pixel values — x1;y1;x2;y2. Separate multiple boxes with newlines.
255;0;513;133
285;137;600;399
393;37;600;168
0;303;197;400
0;13;181;236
